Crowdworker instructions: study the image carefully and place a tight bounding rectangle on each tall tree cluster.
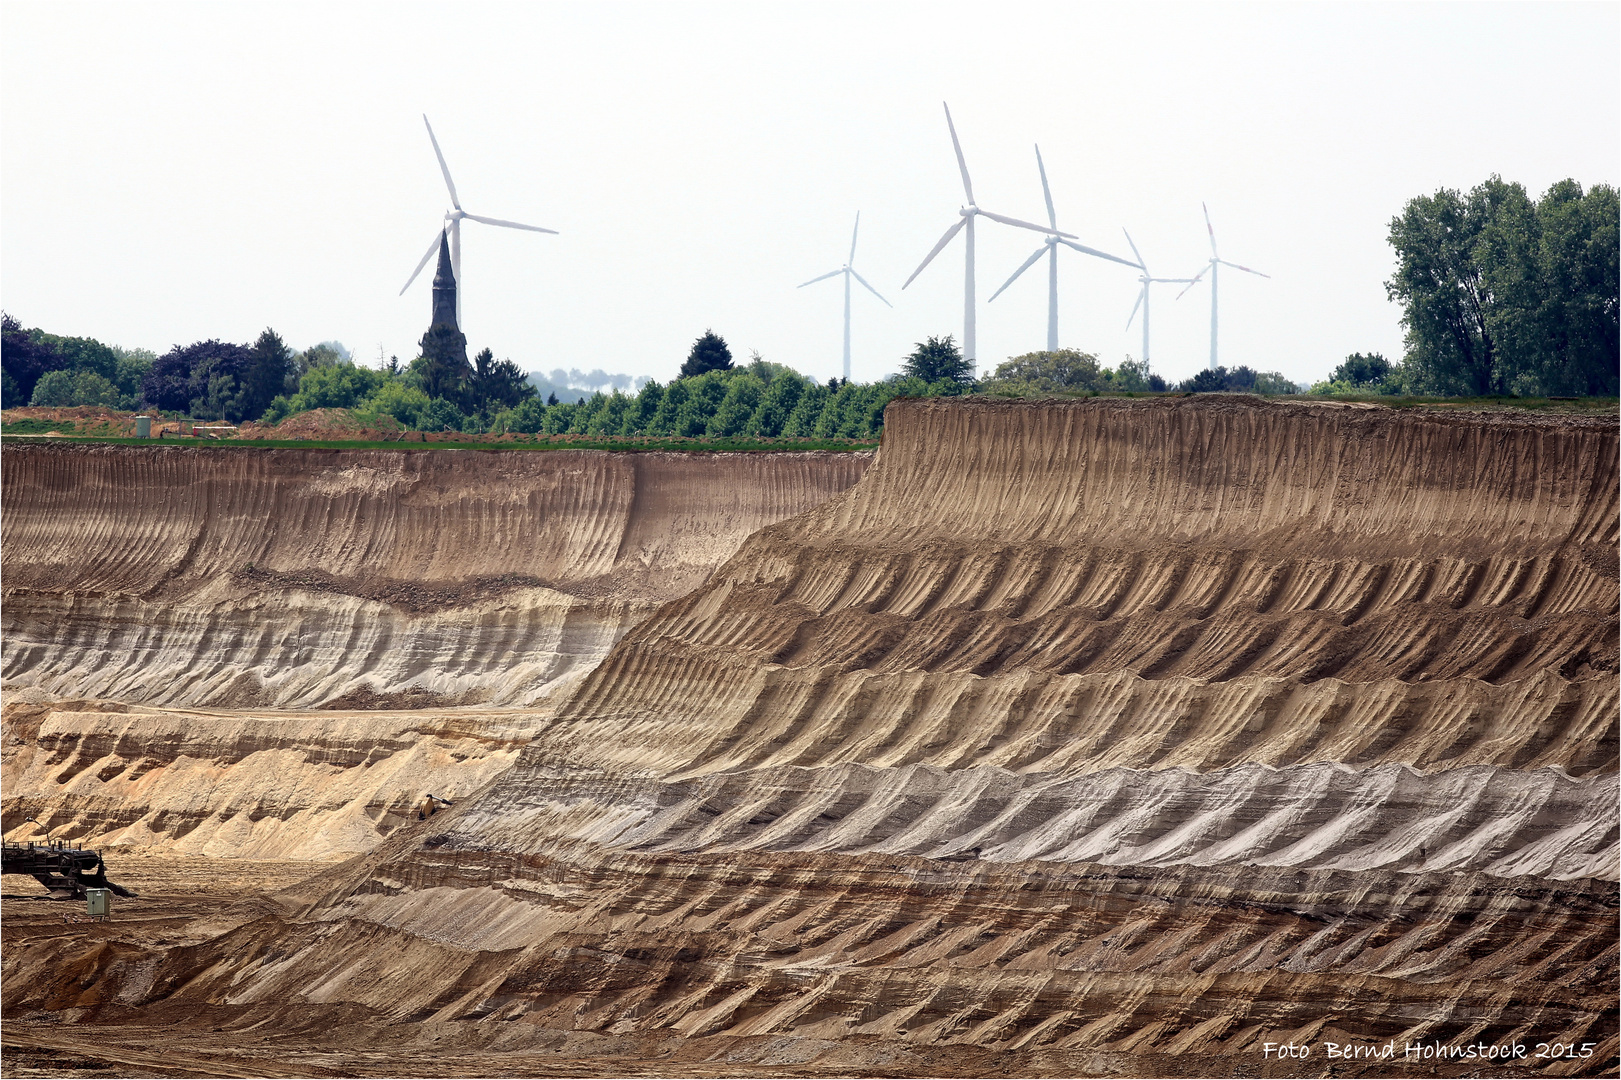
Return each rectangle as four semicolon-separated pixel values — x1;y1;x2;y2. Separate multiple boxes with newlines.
2;313;153;409
1386;176;1618;397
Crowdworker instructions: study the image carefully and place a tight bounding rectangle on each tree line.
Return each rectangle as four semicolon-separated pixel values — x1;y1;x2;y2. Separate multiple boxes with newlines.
15;171;1608;435
1318;176;1617;397
2;313;1291;442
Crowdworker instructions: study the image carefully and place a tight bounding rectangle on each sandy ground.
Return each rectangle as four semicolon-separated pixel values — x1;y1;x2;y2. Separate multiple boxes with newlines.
4;400;1614;1079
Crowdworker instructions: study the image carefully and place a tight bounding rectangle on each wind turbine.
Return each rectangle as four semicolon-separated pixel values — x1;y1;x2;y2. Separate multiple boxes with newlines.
399;114;557;326
798;212;891;382
1176;204;1269;370
1121;229;1197;366
902;102;1076;365
987;145;1140;352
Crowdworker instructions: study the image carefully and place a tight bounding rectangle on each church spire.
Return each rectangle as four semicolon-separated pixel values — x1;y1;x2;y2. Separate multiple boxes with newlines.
430;230;458;329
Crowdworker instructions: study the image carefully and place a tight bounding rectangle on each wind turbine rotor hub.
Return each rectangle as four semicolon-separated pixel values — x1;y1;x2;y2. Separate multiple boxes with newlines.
960;206;977;217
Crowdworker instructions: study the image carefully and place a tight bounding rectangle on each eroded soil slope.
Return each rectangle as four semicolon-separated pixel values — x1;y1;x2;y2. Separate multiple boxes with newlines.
2;445;868;709
4;398;1616;1077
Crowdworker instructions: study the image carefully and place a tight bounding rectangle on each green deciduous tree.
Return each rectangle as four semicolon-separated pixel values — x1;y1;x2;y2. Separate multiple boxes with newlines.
289;362;384;411
983;349;1108;393
674;371;730;436
1178;365;1298;394
780;381;830;437
1110;357;1166;392
295;343;347;377
360;381;433;428
707;371;766;436
646;378;690;435
28;369;122;407
500;397;550;434
2;313;68;402
1386;181;1503;394
419;396;467;432
619;379;664;435
1387;176;1618;396
745;372;808;437
112;347;156;403
586;391;631;435
1311;352;1404;395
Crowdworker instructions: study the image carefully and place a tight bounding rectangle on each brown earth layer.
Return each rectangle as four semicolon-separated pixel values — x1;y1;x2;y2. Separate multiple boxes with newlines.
1;444;869;708
3;397;1617;1077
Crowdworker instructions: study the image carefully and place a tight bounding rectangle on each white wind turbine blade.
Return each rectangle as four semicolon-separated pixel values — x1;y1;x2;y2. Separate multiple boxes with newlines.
1203;201;1218;257
849;267;892;307
848;211;861;265
798;268;844;288
1126;285;1145;329
1034;144;1057;231
399;231;443;295
1175;264;1210;300
988;245;1047;302
1219;258;1270;278
1057;238;1141;269
1122;228;1148;273
902;216;968;288
423;115;462;209
462;212;559;234
977;208;1076;237
942;102;975;204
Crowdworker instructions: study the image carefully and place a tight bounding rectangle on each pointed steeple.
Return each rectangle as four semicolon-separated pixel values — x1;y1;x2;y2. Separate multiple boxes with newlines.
430;230;458;329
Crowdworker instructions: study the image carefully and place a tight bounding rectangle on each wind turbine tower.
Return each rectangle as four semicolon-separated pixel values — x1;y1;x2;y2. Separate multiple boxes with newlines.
798;212;891;382
400;115;558;327
1121;229;1197;365
903;103;1075;366
1177;204;1270;370
988;146;1140;352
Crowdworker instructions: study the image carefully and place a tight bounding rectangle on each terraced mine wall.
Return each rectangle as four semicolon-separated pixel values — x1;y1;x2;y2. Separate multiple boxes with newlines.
1;444;867;861
4;398;1617;1076
2;444;869;709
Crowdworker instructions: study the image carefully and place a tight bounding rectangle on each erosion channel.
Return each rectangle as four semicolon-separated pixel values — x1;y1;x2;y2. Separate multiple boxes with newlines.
2;396;1616;1078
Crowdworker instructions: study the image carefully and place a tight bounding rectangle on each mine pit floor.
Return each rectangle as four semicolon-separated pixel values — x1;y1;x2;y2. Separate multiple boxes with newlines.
0;856;1574;1080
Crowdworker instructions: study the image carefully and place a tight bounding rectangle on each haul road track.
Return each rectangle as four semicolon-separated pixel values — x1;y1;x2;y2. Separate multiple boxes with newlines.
2;396;1616;1078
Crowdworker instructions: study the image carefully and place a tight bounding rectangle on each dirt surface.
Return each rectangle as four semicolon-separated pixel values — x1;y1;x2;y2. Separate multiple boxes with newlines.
2;444;869;709
3;396;1616;1078
2;855;1607;1078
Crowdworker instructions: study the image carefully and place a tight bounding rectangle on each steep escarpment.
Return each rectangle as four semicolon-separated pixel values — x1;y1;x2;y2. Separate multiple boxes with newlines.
1;445;868;708
5;398;1616;1077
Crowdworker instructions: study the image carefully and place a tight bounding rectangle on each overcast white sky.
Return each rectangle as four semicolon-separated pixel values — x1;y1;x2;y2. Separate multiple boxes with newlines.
3;2;1617;388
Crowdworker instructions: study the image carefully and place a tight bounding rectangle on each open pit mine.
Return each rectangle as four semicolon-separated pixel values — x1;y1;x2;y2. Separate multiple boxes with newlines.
2;396;1616;1079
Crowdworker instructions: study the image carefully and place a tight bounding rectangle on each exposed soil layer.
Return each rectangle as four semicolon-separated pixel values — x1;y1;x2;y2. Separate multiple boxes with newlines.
2;704;539;860
2;445;869;708
3;396;1616;1077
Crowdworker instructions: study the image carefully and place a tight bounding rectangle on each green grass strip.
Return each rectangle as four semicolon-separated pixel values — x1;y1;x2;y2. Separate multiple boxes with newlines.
0;432;879;453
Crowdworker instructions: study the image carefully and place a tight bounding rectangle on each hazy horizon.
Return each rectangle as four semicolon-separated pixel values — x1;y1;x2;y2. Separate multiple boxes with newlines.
3;2;1616;389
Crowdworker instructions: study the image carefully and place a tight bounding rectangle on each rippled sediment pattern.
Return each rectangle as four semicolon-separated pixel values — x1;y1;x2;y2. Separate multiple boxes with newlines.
3;399;1616;1075
1;445;869;707
1;702;537;859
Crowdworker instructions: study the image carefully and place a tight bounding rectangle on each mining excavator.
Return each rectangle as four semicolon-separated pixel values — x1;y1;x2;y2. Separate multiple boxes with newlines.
417;793;454;820
2;838;138;900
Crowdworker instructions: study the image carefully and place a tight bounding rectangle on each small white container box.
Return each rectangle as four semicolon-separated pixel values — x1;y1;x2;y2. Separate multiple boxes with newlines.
135;416;152;438
85;888;110;917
